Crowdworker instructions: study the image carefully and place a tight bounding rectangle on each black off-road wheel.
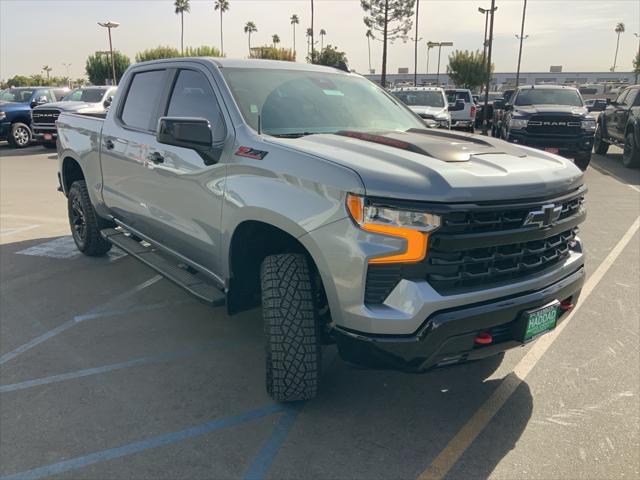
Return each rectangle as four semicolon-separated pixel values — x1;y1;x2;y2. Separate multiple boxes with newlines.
574;153;592;171
67;180;112;256
622;131;640;168
7;122;32;148
593;123;609;154
261;254;321;402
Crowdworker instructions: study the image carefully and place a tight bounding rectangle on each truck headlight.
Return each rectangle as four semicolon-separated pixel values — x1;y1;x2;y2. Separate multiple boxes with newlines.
581;119;596;131
509;118;528;129
346;194;441;264
0;111;6;121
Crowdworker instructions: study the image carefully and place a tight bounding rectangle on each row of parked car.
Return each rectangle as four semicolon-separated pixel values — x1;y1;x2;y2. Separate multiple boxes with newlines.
0;85;116;148
390;83;640;169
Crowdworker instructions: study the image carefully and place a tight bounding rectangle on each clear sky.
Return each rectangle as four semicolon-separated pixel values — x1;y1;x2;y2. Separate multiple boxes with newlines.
0;0;638;80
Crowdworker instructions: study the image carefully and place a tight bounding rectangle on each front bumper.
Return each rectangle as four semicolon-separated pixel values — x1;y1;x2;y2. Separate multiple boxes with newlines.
507;130;594;157
334;265;584;371
451;119;474;129
32;125;57;142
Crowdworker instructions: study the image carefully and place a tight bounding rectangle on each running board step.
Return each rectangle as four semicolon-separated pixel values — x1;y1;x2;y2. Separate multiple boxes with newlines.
101;228;225;306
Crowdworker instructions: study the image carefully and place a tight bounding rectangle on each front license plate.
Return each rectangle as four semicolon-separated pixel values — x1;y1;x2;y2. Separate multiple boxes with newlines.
44;133;53;141
544;147;559;154
524;302;559;342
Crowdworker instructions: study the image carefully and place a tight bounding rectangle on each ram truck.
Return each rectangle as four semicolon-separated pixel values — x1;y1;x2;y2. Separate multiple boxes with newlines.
57;58;586;402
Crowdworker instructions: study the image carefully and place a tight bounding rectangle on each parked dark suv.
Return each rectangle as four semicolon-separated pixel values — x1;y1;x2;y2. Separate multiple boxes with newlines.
500;85;595;170
593;85;640;168
0;86;69;147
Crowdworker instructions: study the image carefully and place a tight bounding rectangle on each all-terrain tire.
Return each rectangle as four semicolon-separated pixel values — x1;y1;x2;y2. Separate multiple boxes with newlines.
261;254;321;402
593;123;609;154
7;122;32;148
68;180;112;256
622;131;640;168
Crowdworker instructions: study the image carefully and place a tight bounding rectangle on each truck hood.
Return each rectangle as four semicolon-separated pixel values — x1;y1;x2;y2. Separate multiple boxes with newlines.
266;130;583;202
408;106;448;117
33;101;100;112
0;101;29;112
513;104;588;116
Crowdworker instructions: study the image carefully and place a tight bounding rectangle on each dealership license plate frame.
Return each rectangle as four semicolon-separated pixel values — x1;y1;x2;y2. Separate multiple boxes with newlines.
523;300;560;342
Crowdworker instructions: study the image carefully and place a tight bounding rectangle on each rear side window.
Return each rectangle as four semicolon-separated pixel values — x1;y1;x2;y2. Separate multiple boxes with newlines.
121;70;166;130
166;69;222;128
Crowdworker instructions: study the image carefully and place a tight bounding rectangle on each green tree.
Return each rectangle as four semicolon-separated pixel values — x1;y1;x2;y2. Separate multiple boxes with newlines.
244;21;258;54
214;0;230;56
272;34;281;48
135;46;181;62
184;45;223;57
306;27;313;59
633;50;640;83
611;22;625;72
319;28;327;51
42;65;52;81
361;0;415;88
446;49;493;90
290;14;300;57
249;46;295;61
174;0;191;54
5;75;34;87
310;44;347;67
85;51;130;85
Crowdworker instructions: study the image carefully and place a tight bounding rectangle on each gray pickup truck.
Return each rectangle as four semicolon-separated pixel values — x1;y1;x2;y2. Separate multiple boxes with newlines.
57;58;586;402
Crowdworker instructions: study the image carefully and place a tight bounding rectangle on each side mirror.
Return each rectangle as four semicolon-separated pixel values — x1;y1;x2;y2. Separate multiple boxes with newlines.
31;96;48;108
103;96;113;108
156;117;223;165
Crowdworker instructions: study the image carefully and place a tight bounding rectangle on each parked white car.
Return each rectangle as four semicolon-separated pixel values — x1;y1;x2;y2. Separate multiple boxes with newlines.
390;87;451;129
445;88;476;132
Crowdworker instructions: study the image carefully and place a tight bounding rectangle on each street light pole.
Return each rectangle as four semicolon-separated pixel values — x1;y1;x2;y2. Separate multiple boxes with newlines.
431;41;453;87
62;63;72;87
414;0;420;86
478;8;489;60
481;0;497;135
98;21;120;85
426;41;435;75
515;0;528;88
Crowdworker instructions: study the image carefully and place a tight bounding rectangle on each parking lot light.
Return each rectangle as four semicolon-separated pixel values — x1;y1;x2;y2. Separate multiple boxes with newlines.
98;20;120;85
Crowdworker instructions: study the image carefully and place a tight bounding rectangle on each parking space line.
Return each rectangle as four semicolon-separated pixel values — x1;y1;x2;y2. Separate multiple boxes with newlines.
417;216;640;480
244;404;303;480
0;404;285;480
0;275;162;366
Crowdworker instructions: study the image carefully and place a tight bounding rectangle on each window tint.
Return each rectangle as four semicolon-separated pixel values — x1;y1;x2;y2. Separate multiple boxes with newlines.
622;89;637;107
446;91;471;103
615;90;628;105
121;70;166;130
167;69;222;128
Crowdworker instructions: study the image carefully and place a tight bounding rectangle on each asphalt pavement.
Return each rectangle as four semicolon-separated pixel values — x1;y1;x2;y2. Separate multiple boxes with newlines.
0;141;638;480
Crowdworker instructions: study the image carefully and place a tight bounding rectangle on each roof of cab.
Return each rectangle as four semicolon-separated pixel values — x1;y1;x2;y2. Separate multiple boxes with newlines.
517;84;580;91
389;86;444;92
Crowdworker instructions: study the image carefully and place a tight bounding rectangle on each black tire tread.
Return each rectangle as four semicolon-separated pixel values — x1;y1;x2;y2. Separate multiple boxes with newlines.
68;180;112;256
594;123;609;154
623;131;640;168
261;254;321;402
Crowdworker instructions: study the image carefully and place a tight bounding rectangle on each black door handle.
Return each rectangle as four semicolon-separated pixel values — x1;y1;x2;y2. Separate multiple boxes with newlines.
148;151;164;164
104;139;114;150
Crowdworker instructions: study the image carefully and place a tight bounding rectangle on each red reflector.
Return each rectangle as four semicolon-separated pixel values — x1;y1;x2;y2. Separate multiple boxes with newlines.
474;332;493;345
560;300;574;311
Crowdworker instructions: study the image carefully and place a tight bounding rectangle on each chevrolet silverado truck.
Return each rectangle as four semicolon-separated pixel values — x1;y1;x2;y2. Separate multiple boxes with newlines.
593;85;640;168
57;58;586;402
500;85;595;171
32;86;117;148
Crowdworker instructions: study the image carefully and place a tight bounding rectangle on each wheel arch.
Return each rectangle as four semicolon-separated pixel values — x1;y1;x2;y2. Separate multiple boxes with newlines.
61;155;85;196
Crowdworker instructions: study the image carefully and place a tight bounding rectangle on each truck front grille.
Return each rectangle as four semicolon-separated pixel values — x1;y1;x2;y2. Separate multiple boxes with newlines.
525;115;581;136
31;109;61;125
364;189;585;303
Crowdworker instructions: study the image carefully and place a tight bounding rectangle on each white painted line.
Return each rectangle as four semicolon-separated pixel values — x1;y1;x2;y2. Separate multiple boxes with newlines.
15;236;127;261
418;216;640;480
0;224;40;237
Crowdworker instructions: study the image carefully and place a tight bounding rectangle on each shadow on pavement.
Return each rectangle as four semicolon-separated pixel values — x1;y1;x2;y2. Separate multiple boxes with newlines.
591;152;640;188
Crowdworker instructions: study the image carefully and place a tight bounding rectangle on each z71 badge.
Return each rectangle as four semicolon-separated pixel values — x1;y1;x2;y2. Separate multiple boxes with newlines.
235;146;268;160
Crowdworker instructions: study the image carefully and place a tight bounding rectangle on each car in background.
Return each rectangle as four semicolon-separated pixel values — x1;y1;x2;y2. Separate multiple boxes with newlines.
585;98;608;112
500;85;595;170
594;85;639;168
390;86;450;128
0;86;69;148
31;86;117;148
491;89;514;136
445;88;475;132
475;91;504;129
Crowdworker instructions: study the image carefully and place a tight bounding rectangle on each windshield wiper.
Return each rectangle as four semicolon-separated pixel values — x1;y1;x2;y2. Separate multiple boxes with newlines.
269;132;318;138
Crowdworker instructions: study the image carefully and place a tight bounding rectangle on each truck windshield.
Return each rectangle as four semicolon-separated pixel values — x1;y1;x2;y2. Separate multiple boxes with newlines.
514;89;583;107
392;90;445;108
220;68;425;136
62;88;106;103
0;89;34;103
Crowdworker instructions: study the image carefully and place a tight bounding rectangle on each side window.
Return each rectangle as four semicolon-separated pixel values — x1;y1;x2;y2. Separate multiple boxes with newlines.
615;90;628;105
166;69;223;129
623;89;637;107
121;70;166;130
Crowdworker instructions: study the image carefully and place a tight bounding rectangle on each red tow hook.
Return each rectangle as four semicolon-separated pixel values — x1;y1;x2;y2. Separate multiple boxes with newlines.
560;299;575;311
474;331;493;345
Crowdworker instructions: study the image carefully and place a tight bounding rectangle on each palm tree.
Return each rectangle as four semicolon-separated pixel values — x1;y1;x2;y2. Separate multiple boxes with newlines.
244;21;257;54
366;29;374;73
310;0;315;61
290;14;300;57
612;22;625;72
306;27;313;60
174;0;191;55
319;29;326;51
272;34;281;48
42;65;52;81
214;0;230;56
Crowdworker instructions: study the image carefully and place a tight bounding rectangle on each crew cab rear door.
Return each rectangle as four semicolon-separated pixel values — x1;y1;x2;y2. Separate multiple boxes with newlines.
100;63;232;278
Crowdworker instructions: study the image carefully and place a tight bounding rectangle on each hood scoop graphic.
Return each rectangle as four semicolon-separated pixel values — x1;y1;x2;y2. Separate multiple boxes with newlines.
334;129;527;163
